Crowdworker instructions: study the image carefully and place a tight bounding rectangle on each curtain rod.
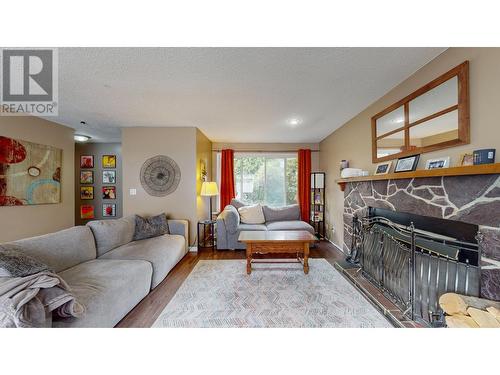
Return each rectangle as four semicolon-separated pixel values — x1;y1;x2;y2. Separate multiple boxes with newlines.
211;149;320;153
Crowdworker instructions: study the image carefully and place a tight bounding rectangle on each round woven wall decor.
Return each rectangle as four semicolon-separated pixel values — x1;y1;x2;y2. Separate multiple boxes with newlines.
139;155;181;197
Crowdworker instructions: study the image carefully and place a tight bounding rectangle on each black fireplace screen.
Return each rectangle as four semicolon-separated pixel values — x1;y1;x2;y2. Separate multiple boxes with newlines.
354;209;481;325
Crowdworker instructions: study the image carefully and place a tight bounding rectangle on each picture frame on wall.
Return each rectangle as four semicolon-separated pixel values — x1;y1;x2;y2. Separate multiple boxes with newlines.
425;157;450;170
102;155;116;168
374;161;392;175
103;203;116;217
102;170;116;184
102;186;116;199
80;155;94;168
80;205;94;219
80;186;94;200
394;154;420;173
80;170;94;184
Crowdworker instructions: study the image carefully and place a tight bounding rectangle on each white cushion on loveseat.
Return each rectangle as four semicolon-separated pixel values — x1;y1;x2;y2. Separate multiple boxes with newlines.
238;204;265;224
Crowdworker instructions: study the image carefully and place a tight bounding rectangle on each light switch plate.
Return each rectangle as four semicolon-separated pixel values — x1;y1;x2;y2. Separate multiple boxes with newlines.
129;188;137;196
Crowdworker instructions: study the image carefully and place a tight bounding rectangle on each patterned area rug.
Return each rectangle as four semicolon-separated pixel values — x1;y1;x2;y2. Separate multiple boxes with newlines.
153;259;392;328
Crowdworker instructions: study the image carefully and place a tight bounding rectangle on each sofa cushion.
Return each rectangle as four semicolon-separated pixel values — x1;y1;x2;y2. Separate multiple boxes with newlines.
238;223;268;231
262;204;300;222
266;220;315;234
3;226;97;273
87;216;135;257
133;214;169;241
54;259;152;328
99;234;186;289
238;204;265;224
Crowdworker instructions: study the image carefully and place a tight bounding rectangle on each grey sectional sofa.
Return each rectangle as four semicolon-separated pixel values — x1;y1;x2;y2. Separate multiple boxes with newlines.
216;203;315;250
0;215;188;327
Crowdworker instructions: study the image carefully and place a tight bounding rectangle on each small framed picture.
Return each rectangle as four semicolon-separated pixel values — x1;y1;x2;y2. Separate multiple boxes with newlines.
102;186;116;199
102;170;116;184
103;203;116;217
394;154;420;173
425;157;450;170
80;186;94;200
102;155;116;168
80;170;94;184
80;205;94;219
374;161;392;175
460;153;474;166
80;155;94;168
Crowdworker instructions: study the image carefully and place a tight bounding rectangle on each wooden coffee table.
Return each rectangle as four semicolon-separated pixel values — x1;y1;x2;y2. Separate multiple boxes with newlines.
238;230;317;274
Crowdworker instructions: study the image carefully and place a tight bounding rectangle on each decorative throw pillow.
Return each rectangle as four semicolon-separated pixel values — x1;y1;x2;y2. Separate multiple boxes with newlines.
0;244;51;277
238;204;265;224
133;214;170;241
262;204;301;222
230;198;246;210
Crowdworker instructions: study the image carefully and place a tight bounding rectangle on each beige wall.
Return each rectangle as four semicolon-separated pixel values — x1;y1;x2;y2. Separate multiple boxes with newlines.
319;47;500;250
0;116;75;242
196;129;213;221
122;127;200;244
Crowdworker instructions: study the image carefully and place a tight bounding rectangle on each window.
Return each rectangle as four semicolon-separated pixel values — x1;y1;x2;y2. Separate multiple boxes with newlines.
233;153;297;207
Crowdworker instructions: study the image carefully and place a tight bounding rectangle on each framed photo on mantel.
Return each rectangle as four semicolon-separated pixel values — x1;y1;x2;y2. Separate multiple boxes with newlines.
394;154;420;173
374;161;392;175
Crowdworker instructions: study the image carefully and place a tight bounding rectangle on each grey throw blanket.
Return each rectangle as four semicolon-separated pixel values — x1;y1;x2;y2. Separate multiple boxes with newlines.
0;272;84;328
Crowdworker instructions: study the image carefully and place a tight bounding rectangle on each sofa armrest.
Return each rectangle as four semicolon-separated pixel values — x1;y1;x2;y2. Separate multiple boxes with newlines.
217;206;240;235
168;220;189;251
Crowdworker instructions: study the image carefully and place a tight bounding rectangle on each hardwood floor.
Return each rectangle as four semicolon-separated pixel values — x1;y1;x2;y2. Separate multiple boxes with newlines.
116;240;345;328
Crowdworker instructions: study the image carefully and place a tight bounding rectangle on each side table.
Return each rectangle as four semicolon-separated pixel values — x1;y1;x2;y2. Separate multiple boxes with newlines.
197;220;216;250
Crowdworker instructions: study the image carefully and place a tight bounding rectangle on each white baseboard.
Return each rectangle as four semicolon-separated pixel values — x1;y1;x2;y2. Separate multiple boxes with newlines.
325;237;345;253
189;246;198;252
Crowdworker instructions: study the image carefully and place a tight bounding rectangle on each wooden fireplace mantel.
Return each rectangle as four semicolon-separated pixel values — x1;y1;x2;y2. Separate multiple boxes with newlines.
336;163;500;192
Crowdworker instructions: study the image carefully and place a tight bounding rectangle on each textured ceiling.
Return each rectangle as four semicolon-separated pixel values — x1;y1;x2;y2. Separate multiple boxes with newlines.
45;47;445;143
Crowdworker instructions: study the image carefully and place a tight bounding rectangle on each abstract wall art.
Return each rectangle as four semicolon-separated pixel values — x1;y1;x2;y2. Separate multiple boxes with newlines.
80;170;93;184
0;136;62;206
102;186;116;199
80;155;94;168
102;203;116;217
102;155;116;168
80;186;94;200
80;205;94;219
140;155;181;197
102;170;116;184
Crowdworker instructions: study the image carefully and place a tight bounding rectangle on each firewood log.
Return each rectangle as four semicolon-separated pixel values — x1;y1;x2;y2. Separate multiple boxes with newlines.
445;315;479;328
486;307;500;322
467;307;500;328
439;293;500;315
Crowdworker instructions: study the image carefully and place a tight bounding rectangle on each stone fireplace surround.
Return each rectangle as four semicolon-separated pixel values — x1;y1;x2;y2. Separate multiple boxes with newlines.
343;174;500;301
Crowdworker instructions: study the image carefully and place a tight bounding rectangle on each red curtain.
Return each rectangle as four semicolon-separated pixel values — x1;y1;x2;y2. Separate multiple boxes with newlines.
220;149;235;210
298;149;311;222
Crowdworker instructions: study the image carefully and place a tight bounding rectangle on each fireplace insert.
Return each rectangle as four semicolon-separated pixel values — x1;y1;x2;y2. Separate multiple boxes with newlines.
351;207;482;326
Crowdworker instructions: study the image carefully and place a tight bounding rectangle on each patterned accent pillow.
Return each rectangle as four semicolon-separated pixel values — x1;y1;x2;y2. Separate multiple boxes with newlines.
0;244;51;277
133;214;170;241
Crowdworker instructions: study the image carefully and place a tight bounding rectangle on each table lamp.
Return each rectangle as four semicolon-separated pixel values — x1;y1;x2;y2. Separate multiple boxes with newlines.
200;181;219;220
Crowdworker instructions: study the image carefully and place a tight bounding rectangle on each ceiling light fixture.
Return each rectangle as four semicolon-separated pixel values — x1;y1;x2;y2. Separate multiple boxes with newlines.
287;118;302;127
74;134;91;142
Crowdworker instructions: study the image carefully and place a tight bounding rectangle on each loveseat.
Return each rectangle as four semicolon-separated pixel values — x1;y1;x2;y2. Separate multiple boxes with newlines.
0;215;188;327
216;201;315;250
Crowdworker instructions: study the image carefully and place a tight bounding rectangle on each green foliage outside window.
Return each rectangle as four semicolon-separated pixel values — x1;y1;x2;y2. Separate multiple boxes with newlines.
234;154;297;207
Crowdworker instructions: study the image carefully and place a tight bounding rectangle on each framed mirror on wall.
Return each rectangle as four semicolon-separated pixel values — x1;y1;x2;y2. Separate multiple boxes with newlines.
372;61;469;163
